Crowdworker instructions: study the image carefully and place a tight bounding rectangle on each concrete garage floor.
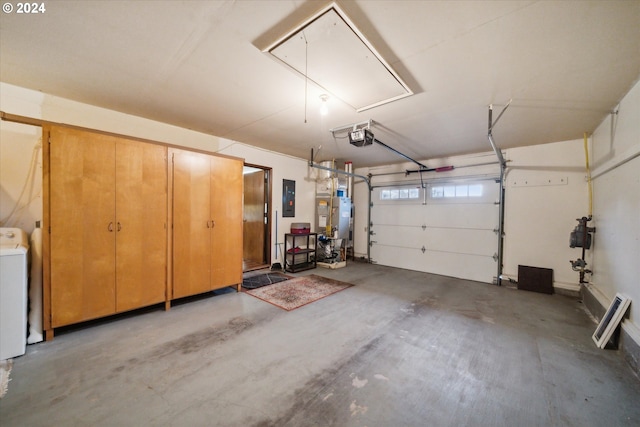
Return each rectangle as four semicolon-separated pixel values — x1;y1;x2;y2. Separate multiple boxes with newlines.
1;263;639;426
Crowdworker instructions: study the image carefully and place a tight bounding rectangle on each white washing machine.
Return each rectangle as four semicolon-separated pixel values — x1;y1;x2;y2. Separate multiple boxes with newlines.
0;228;29;360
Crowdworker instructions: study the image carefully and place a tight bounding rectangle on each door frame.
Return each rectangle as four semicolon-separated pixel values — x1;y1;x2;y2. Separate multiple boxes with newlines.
243;163;272;270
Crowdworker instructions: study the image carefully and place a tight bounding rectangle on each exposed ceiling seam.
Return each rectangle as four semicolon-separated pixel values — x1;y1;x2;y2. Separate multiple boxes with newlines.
399;0;540;62
153;1;236;84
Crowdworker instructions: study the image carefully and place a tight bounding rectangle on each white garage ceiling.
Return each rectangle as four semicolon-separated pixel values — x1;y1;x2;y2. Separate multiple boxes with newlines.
1;0;639;167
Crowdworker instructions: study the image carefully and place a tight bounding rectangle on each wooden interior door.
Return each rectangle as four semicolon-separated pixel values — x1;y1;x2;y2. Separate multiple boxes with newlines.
49;127;116;327
172;150;211;298
210;155;243;290
115;139;167;311
243;170;265;264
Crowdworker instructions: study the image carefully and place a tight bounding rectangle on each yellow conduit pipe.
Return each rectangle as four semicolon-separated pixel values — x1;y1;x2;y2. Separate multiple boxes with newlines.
584;132;593;218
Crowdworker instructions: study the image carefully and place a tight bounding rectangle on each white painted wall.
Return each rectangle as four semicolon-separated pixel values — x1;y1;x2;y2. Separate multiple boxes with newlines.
502;139;589;292
216;140;317;266
0;82;315;266
0;84;44;233
589;79;640;341
1;81;228;236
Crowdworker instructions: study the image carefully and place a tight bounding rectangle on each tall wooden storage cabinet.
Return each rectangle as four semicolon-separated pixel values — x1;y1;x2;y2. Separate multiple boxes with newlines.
171;149;243;298
44;126;167;335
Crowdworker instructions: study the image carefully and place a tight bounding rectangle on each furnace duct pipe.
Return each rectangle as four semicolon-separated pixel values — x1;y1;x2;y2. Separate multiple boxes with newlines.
310;150;372;262
311;150;371;188
345;161;353;199
488;103;510;286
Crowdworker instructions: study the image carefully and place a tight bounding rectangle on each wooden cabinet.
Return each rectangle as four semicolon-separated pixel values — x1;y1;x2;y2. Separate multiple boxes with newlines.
171;150;211;298
210;155;243;289
114;139;167;312
171;149;243;299
48;127;117;326
43;125;243;338
45;126;167;331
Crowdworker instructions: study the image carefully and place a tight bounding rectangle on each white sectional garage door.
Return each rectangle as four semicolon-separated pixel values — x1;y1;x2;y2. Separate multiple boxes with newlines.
370;178;500;283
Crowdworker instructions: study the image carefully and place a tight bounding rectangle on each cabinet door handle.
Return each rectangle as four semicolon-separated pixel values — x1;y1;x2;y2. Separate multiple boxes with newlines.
108;222;114;232
117;222;122;232
206;220;211;228
211;220;215;228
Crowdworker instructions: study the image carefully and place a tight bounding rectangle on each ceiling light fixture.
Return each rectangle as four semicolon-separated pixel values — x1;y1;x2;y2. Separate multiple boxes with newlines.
319;94;329;115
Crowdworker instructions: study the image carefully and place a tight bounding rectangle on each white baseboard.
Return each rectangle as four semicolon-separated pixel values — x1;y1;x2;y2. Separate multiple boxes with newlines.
553;281;580;294
500;273;580;295
582;282;610;307
622;320;640;346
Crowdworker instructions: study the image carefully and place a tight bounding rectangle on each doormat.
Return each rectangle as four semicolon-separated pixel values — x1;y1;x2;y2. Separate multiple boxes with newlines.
245;274;353;311
242;272;290;290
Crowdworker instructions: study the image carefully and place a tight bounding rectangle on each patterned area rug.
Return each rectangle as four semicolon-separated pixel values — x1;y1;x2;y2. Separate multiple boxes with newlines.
242;272;290;290
245;274;353;311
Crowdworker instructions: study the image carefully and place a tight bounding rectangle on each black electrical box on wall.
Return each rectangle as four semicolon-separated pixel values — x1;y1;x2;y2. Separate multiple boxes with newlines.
283;179;295;217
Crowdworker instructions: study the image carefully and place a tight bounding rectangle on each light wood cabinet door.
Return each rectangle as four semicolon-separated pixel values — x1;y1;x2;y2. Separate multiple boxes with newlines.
172;150;211;298
115;139;167;311
210;155;243;290
49;127;116;327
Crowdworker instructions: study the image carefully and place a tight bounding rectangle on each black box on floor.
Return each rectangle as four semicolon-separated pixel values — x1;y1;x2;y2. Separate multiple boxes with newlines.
517;265;554;294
